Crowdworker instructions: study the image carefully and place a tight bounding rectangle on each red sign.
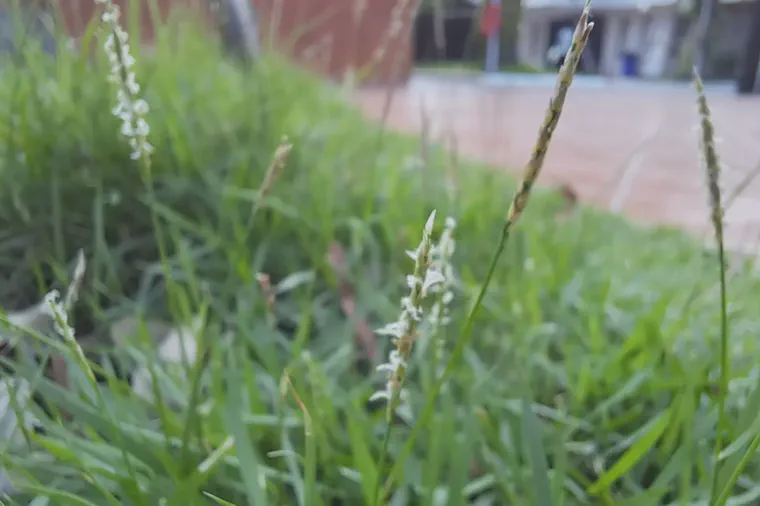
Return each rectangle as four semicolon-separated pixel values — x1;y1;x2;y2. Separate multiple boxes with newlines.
480;3;502;38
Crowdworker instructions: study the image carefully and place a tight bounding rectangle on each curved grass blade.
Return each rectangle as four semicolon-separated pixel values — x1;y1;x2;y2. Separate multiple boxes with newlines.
587;410;669;495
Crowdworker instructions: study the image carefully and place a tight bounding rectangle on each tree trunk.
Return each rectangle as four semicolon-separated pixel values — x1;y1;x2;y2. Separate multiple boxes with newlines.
737;0;760;93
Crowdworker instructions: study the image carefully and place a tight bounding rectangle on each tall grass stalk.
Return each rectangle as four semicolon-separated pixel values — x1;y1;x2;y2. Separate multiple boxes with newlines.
94;0;179;447
694;70;730;506
372;211;440;506
94;0;160;263
380;1;595;498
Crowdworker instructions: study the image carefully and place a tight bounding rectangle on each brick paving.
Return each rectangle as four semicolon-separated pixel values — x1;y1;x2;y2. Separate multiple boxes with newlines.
354;72;760;253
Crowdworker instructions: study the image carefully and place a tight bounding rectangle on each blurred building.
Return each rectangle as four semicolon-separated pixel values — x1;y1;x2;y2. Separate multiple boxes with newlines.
517;0;757;79
414;0;479;62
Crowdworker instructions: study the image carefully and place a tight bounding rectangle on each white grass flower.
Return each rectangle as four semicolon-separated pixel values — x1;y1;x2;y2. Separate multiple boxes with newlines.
43;289;96;385
428;217;456;378
39;252;94;383
95;0;153;161
0;251;86;358
372;211;440;414
428;217;456;329
40;249;87;339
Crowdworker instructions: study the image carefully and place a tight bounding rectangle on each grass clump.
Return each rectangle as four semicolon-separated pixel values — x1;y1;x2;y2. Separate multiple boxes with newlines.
1;3;760;506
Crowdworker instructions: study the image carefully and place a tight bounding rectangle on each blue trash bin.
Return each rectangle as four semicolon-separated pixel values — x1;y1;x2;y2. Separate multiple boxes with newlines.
622;52;639;77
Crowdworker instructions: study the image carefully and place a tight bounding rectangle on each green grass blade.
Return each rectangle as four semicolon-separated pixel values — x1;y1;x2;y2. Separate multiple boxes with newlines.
347;403;378;505
521;398;555;506
224;346;268;506
15;485;102;506
715;430;760;506
203;492;240;506
587;410;669;495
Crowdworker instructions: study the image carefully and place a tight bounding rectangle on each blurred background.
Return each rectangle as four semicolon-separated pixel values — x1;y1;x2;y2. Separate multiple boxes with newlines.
7;0;760;253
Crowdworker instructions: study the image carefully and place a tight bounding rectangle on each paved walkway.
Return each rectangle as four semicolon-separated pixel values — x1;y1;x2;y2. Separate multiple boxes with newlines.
354;72;760;253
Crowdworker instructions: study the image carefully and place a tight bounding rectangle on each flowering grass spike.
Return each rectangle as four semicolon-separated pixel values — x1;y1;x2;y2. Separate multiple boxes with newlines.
694;70;731;506
95;0;153;161
372;211;443;416
428;217;456;373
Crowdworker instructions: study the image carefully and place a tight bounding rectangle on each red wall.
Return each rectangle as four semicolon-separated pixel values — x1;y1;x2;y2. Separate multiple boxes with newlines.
251;0;413;84
54;0;412;84
57;0;209;43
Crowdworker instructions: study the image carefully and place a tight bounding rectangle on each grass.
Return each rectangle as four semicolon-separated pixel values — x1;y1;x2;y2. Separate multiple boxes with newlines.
0;3;759;506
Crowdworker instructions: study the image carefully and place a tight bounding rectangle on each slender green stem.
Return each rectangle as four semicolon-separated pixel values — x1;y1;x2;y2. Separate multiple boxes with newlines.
179;308;209;475
103;16;176;457
709;233;729;504
373;420;393;506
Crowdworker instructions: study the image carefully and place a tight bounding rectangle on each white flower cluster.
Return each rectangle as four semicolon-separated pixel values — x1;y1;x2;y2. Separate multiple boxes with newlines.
428;217;456;383
95;0;153;160
372;211;455;412
428;217;456;331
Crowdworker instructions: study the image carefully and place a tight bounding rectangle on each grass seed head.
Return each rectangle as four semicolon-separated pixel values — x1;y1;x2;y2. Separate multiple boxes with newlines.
95;0;153;161
693;70;723;240
372;210;443;415
506;0;594;225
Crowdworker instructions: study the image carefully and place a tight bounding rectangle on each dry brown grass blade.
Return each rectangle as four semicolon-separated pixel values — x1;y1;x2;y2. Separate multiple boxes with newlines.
327;241;377;362
256;272;277;328
280;368;313;436
604;116;663;212
555;183;579;222
724;158;760;210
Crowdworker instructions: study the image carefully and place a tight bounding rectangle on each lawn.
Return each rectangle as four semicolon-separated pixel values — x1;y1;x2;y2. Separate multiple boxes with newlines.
1;5;760;506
